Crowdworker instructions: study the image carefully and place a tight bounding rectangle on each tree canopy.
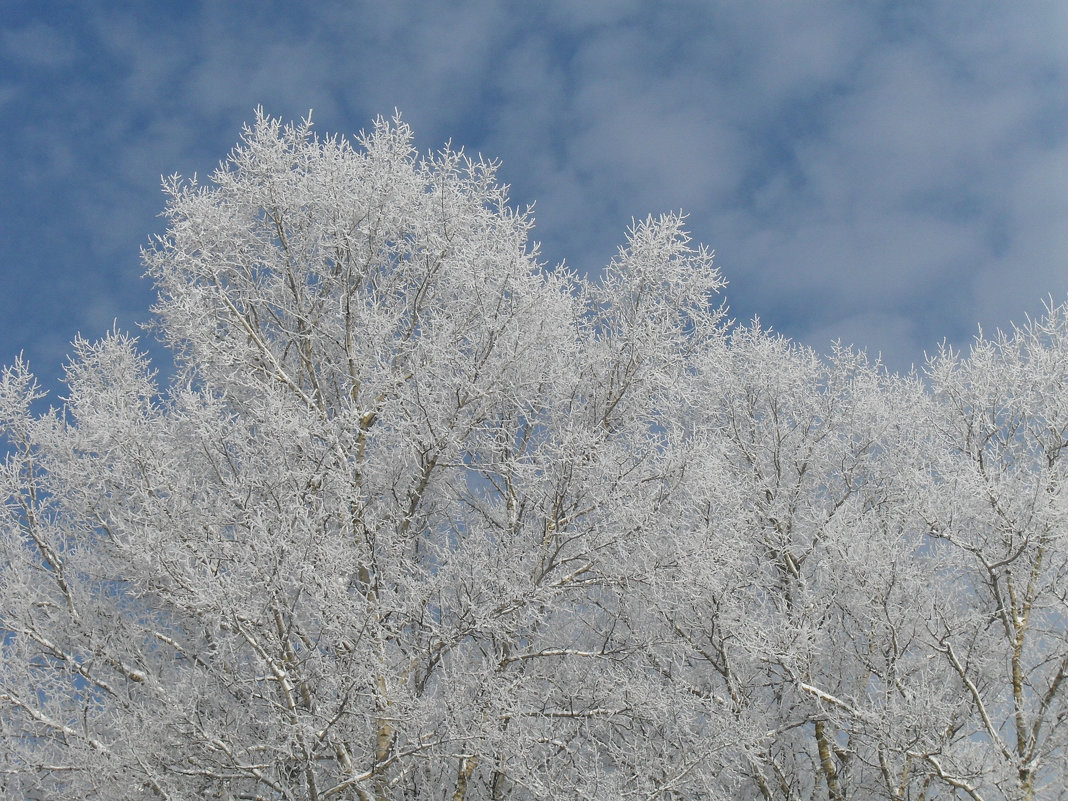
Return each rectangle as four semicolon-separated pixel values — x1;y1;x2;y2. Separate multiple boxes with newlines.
2;112;1066;801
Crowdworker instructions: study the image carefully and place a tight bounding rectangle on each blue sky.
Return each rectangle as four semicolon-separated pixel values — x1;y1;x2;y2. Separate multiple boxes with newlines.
1;1;1065;394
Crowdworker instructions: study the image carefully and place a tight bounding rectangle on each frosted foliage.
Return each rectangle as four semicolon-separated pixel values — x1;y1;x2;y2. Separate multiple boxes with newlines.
1;112;1065;800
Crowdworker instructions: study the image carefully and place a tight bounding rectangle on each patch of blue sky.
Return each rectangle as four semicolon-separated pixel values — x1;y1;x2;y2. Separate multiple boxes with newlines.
1;0;1065;394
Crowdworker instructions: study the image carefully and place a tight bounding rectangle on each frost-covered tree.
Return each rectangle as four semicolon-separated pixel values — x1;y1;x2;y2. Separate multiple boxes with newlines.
912;308;1068;801
1;112;1065;801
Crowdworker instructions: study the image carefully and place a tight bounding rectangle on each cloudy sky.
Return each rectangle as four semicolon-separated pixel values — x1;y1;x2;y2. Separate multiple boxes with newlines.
2;1;1065;394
